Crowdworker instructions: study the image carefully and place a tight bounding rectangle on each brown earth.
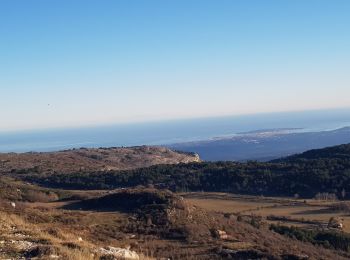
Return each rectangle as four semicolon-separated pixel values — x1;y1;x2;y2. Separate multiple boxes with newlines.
0;181;349;260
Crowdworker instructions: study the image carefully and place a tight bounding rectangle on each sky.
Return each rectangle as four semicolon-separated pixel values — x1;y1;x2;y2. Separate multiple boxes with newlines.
0;0;350;131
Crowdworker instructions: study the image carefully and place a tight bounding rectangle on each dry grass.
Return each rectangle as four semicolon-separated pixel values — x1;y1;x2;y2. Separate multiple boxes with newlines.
1;186;350;259
185;198;275;213
0;210;100;259
184;192;350;233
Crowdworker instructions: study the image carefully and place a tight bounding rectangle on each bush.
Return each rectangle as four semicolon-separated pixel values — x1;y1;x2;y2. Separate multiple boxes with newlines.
270;224;350;252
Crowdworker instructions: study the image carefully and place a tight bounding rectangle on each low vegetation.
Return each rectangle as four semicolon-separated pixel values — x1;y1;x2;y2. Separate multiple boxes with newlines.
1;183;348;259
0;146;200;174
270;224;350;252
2;144;350;258
20;144;350;199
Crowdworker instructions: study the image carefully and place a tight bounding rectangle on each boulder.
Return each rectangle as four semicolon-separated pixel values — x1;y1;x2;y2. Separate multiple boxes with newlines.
213;229;229;240
98;246;139;260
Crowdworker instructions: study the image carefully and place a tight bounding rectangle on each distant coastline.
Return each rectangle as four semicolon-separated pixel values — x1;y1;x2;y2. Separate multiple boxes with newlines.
0;108;350;153
168;127;350;162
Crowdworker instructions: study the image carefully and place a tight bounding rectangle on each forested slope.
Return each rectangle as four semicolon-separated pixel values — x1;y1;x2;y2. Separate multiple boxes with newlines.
15;144;350;199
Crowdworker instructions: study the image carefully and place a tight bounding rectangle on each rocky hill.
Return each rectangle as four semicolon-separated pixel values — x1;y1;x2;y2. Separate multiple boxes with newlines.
0;146;200;174
0;185;348;259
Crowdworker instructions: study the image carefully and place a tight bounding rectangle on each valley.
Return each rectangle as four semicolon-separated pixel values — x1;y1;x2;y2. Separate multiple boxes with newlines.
184;192;350;233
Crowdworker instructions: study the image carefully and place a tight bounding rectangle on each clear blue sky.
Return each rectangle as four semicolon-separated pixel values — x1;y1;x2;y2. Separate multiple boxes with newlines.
1;0;349;131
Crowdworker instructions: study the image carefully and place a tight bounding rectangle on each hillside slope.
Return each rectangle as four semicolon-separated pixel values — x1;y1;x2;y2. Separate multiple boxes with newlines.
0;185;348;259
274;143;350;162
24;143;350;199
0;146;200;174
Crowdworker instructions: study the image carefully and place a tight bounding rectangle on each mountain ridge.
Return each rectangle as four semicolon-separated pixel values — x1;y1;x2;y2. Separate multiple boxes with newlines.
0;146;200;174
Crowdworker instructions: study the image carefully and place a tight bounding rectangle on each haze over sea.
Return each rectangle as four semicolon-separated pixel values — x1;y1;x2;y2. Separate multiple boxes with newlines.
1;108;350;153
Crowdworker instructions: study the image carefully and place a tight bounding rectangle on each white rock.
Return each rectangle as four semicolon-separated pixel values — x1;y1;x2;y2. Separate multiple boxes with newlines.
98;246;139;260
10;240;35;251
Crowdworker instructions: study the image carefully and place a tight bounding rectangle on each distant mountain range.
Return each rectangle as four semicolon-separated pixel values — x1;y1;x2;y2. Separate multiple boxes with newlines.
168;127;350;161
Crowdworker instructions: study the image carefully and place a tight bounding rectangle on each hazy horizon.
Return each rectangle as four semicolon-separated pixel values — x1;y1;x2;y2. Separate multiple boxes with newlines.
1;0;350;131
0;107;349;134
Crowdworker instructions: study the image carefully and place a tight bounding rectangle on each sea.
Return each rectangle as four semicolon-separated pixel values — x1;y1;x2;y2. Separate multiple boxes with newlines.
1;108;350;153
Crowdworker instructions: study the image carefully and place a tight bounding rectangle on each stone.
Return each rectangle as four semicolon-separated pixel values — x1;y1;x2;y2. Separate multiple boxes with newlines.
97;246;139;260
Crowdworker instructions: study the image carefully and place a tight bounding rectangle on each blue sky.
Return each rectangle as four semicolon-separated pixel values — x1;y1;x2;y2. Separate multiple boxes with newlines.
1;0;349;131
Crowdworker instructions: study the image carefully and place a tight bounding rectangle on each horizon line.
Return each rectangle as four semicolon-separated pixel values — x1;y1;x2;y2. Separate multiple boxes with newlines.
1;106;350;135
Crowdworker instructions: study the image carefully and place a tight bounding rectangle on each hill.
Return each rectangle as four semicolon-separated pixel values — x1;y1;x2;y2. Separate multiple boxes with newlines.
0;183;348;259
274;143;350;162
0;146;200;174
21;143;350;199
